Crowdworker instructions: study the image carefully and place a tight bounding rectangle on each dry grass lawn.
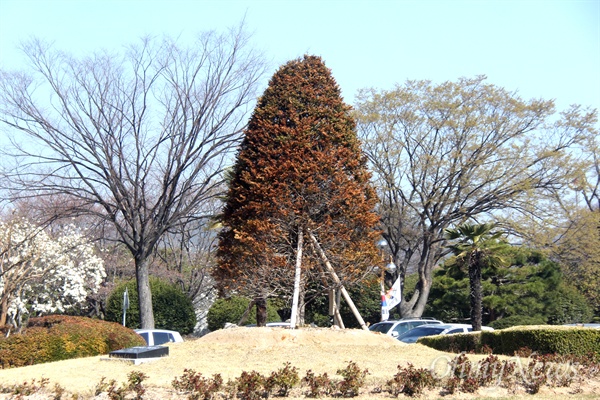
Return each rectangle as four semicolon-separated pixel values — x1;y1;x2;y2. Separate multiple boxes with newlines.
0;327;598;399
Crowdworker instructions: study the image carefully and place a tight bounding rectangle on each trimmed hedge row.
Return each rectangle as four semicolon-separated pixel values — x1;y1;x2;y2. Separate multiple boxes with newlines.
418;325;600;357
0;315;145;368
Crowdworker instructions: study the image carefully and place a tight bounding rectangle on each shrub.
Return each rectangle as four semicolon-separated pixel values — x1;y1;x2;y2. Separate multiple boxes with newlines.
385;363;437;397
265;362;300;397
301;370;335;398
336;361;369;397
489;315;546;330
418;331;483;353
481;325;600;356
418;325;600;358
172;369;223;400
105;278;196;334
234;370;267;400
206;296;282;331
0;315;144;368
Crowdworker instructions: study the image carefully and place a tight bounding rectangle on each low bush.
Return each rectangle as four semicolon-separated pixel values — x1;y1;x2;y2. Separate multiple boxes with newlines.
489;315;547;330
206;296;283;331
0;315;145;368
482;325;600;356
265;362;300;397
336;361;369;397
418;331;482;353
385;363;437;397
418;325;600;357
171;369;224;400
106;278;197;334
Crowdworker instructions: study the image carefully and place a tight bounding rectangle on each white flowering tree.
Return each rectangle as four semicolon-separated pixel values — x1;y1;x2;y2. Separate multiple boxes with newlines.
0;217;105;328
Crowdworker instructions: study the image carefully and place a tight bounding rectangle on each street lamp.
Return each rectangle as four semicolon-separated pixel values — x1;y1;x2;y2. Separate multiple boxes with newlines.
385;259;396;273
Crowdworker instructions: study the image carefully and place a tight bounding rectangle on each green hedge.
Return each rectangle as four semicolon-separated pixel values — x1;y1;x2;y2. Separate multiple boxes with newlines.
481;326;600;356
417;325;600;357
0;315;145;368
417;331;482;353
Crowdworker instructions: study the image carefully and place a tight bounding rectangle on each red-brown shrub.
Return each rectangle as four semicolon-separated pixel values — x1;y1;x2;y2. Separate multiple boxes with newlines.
0;315;145;368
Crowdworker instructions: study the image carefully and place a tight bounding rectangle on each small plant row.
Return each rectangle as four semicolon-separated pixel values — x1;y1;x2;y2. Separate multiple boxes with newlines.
113;352;600;399
1;351;598;399
171;361;368;399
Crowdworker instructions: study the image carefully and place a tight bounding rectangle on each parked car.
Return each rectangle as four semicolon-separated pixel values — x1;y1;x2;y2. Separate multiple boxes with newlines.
564;323;600;329
245;322;292;328
368;318;443;338
397;323;494;343
134;329;184;346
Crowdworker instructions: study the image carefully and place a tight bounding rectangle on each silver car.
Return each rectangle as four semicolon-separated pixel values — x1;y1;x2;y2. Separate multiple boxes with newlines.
397;323;494;343
368;318;443;338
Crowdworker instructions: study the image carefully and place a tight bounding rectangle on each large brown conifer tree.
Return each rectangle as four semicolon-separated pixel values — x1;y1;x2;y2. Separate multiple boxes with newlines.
214;55;380;326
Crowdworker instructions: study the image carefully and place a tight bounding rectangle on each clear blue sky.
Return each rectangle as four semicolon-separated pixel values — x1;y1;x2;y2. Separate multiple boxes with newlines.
0;0;598;115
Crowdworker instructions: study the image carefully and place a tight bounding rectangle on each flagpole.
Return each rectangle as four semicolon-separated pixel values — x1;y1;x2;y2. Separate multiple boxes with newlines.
122;287;129;327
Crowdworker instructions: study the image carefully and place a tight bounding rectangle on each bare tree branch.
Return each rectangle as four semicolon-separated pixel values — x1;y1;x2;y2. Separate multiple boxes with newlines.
0;24;267;328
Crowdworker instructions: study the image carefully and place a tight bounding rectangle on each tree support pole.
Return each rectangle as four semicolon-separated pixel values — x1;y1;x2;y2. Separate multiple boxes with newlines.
307;229;368;330
290;227;304;329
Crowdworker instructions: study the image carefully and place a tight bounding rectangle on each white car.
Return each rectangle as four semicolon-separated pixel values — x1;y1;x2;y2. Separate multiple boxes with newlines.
397;323;494;343
134;329;184;346
368;318;443;338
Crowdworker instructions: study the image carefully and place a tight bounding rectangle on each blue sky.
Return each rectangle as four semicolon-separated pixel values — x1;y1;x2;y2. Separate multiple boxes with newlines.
0;0;599;115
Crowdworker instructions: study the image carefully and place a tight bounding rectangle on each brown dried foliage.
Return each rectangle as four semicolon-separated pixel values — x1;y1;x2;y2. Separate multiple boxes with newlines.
215;55;380;300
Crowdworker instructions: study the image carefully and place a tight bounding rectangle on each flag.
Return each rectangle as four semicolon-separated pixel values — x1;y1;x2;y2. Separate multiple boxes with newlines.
381;277;402;321
381;293;390;321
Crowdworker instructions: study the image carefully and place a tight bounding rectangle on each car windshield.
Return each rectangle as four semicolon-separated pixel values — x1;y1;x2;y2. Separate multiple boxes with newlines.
369;322;393;333
399;326;445;338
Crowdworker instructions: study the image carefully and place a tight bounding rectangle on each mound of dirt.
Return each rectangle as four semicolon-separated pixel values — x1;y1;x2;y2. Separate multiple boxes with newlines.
1;326;598;399
199;325;404;348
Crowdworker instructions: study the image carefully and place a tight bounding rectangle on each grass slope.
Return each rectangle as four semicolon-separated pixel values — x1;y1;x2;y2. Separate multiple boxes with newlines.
0;327;598;399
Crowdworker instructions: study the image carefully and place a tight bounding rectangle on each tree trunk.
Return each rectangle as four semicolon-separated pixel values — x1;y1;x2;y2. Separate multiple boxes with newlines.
290;228;304;328
0;295;8;327
135;256;155;329
333;289;345;328
307;229;368;330
238;299;256;326
298;280;306;325
469;252;483;331
255;296;267;326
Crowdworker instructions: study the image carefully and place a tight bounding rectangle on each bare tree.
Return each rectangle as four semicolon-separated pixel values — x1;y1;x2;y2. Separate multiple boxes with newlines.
354;76;597;317
0;25;266;328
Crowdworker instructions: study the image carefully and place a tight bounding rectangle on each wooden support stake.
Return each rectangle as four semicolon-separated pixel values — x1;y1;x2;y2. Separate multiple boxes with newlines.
307;229;368;330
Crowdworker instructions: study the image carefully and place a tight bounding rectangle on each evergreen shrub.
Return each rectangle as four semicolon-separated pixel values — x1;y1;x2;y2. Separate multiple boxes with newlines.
0;315;144;368
105;278;196;334
207;296;282;331
418;325;600;357
489;315;546;330
418;331;482;353
481;326;600;356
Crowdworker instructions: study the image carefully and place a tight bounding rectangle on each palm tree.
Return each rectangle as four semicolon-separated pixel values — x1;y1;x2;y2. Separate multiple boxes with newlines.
444;223;508;331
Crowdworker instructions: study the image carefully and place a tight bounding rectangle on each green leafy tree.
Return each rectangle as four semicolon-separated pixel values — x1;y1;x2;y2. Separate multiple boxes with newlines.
427;246;593;327
215;55;380;327
354;77;596;318
106;278;197;334
444;223;508;331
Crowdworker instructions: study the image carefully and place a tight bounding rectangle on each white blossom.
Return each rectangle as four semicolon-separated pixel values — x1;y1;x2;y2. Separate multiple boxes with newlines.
0;218;106;325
